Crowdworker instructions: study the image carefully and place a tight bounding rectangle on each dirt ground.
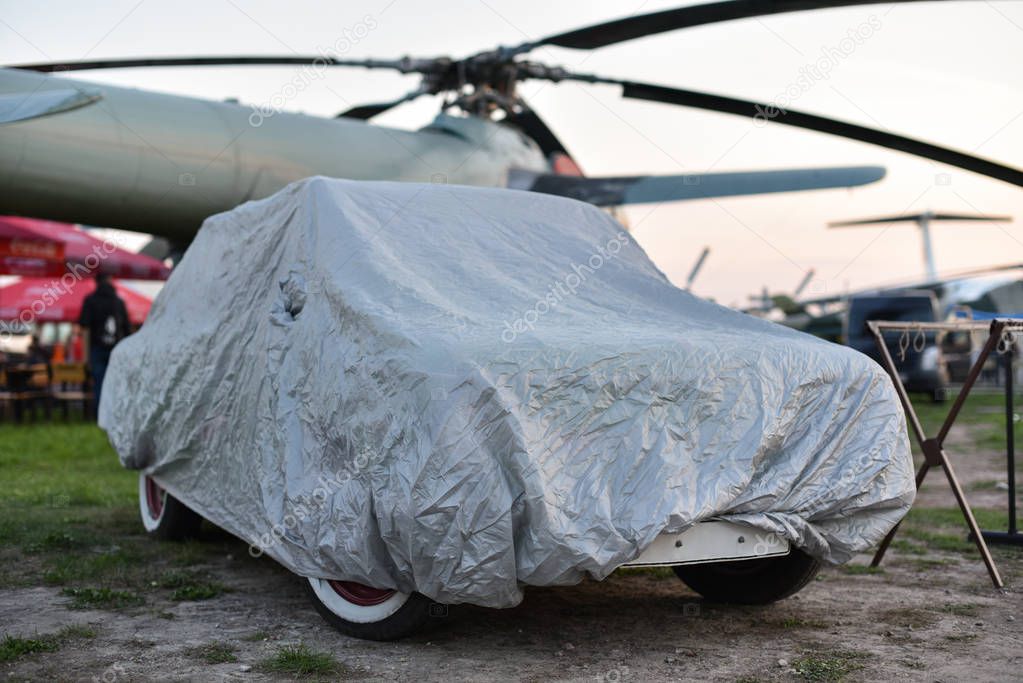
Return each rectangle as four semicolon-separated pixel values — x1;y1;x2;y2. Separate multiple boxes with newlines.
3;424;1022;682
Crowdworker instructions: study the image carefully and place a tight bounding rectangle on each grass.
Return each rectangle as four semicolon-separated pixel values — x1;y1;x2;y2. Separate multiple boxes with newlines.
258;644;346;678
889;539;927;555
157;570;229;602
909;390;1006;435
937;602;981;617
904;389;1023;465
614;566;675;580
0;423;136;507
841;564;884;575
241;630;271;642
791;650;868;682
945;633;979;642
0;634;61;662
896;507;1009;555
60;586;145;610
0;423;247;600
183;641;237;664
0;624;97;663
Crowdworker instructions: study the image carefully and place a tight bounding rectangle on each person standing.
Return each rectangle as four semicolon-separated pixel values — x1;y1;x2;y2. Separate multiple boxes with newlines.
77;273;130;410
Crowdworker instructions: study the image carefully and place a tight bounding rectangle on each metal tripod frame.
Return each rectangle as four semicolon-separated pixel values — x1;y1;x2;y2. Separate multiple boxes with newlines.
866;318;1023;589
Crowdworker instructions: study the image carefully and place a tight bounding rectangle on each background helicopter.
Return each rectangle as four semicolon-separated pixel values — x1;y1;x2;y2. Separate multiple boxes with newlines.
0;0;1020;261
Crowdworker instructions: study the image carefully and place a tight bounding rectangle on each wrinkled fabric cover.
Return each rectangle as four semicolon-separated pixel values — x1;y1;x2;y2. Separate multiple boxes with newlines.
101;177;914;608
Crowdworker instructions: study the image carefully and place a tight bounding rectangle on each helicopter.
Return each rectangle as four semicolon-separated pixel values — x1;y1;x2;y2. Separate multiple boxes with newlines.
1;0;1020;252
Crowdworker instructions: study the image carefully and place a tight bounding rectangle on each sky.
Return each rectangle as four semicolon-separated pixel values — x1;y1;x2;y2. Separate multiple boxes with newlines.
1;0;1021;307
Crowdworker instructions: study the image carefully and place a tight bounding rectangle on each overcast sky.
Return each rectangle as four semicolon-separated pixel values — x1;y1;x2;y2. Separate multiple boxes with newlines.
2;0;1021;306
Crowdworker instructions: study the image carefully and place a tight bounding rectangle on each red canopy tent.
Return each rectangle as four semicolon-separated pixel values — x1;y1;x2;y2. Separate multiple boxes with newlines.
0;216;170;280
0;277;153;326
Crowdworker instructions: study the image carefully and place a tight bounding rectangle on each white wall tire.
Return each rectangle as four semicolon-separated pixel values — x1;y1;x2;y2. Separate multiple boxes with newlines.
308;578;408;623
304;577;434;641
138;473;168;531
137;473;202;540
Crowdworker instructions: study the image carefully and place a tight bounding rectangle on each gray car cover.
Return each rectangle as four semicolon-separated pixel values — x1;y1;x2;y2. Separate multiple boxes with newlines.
100;177;914;608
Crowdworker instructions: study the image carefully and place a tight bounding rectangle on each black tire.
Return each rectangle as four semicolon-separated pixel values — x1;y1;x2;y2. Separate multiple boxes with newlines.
138;474;202;541
672;548;820;605
303;577;435;641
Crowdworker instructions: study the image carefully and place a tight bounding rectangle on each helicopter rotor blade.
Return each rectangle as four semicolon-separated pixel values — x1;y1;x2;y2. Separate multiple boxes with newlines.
336;85;432;120
503;103;571;157
7;55;435;74
508;165;885;206
555;74;1023;187
512;0;943;53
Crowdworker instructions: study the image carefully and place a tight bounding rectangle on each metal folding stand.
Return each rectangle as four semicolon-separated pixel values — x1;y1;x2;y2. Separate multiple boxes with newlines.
980;347;1022;546
867;318;1023;589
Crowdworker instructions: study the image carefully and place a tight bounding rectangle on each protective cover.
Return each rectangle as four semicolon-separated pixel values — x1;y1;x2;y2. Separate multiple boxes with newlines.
100;177;914;608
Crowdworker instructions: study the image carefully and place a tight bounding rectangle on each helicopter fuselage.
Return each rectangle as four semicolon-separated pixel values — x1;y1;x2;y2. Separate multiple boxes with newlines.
0;68;547;241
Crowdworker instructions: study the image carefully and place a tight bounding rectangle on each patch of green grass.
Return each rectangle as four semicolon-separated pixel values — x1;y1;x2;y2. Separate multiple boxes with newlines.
0;634;60;662
43;546;148;586
906;507;1007;530
614;566;675;580
172;583;224;601
0;423;248;601
909;391;1006;436
60;586;145;610
841;564;884;575
897;506;1009;555
889;539;927;555
258;644;345;678
183;641;237;664
0;624;97;663
0;424;136;508
241;630;271;642
936;602;981;617
58;624;98;639
157;570;228;602
22;528;100;554
878;607;939;628
944;632;979;642
968;480;1002;491
909;557;958;570
901;528;975;554
791;650;868;682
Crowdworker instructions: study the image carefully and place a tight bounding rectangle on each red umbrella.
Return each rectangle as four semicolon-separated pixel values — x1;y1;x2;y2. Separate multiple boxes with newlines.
0;217;66;277
0;216;170;280
0;277;152;326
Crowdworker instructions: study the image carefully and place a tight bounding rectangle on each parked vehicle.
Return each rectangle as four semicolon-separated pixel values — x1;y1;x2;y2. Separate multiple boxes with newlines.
845;292;949;400
104;179;915;641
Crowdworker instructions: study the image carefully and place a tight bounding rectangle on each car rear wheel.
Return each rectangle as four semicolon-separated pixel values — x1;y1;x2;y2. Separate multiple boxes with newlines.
304;577;433;641
672;548;820;604
138;474;202;540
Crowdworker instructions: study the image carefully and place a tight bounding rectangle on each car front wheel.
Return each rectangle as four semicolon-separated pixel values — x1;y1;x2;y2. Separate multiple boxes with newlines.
672;548;820;604
304;577;434;641
138;474;202;540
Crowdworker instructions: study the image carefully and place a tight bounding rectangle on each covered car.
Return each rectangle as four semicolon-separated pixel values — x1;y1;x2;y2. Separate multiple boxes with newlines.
100;177;914;639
